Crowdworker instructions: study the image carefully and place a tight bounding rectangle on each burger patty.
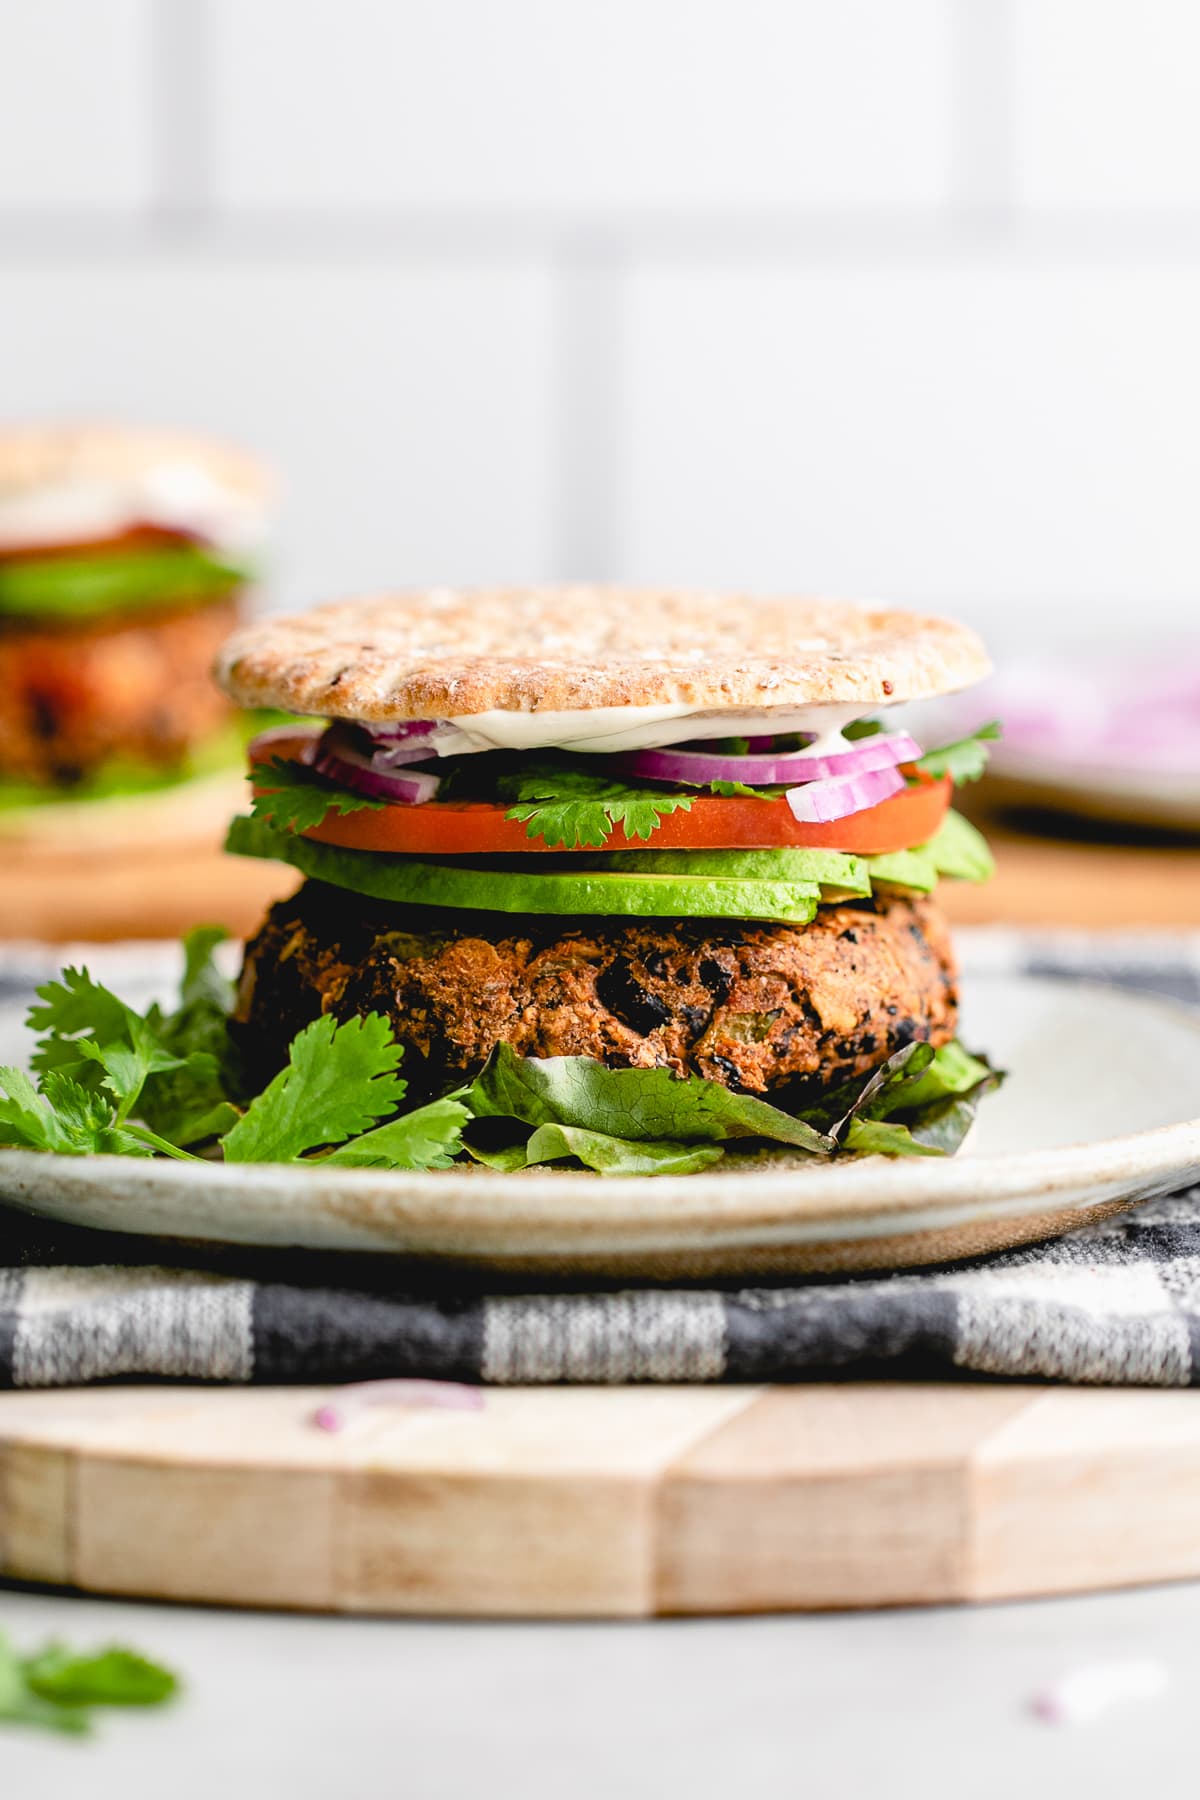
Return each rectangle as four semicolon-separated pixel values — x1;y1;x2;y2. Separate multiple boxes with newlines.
0;597;239;787
233;881;960;1105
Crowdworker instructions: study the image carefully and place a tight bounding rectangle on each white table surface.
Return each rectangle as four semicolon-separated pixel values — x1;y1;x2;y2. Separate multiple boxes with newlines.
1;1579;1196;1797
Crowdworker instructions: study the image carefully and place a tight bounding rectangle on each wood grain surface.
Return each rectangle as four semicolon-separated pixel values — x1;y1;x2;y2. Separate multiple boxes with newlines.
0;845;297;942
5;1384;1200;1616
942;805;1200;928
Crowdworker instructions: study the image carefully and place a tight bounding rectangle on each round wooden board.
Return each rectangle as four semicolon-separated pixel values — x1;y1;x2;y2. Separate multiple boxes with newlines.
3;1383;1200;1616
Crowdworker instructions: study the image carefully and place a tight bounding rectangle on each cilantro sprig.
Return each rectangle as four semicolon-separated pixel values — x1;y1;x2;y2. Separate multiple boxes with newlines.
221;1013;406;1163
498;759;695;849
250;757;386;833
0;1633;178;1737
1;930;466;1171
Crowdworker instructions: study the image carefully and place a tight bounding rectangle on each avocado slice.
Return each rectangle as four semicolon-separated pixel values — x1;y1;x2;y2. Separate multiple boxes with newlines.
573;844;871;899
862;844;938;893
0;543;252;622
227;815;823;923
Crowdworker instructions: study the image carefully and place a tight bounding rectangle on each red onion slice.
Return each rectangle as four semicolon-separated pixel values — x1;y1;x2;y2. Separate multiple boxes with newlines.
364;740;440;767
784;765;906;823
619;731;921;788
248;722;324;765
360;719;439;745
316;724;441;804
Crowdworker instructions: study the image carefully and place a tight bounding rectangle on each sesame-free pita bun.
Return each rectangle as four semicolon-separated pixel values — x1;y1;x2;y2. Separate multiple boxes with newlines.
216;586;990;720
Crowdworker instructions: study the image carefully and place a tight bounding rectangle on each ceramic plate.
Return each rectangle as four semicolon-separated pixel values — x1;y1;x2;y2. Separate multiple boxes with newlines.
987;748;1200;833
1;974;1198;1277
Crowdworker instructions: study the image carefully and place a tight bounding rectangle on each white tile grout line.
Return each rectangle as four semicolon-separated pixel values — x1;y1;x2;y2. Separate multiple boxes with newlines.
10;212;1200;265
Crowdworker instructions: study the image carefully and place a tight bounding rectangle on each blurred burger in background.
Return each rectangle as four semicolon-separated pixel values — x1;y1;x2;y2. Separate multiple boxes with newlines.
0;423;293;940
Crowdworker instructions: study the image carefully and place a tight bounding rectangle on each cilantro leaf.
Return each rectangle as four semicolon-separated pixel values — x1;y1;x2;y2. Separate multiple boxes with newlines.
499;759;694;849
40;1073;157;1155
705;778;764;799
179;924;235;1012
250;757;386;833
28;967;140;1082
0;1066;58;1150
0;1068;151;1157
23;1644;178;1708
0;1634;89;1736
914;721;1001;786
0;1632;179;1737
322;1095;470;1169
29;967;192;1124
74;1033;189;1118
219;1013;407;1163
140;927;242;1145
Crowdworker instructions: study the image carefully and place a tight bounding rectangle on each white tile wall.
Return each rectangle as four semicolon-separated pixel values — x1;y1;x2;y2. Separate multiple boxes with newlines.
1;0;1199;646
619;262;1200;641
0;260;558;602
0;0;153;210
1015;0;1200;210
210;0;953;211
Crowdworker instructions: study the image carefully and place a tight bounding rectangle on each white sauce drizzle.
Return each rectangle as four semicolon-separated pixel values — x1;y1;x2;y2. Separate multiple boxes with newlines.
426;702;883;758
0;464;268;554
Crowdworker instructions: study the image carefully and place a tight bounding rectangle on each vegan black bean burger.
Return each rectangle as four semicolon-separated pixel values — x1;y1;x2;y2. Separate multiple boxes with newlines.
209;586;1003;1175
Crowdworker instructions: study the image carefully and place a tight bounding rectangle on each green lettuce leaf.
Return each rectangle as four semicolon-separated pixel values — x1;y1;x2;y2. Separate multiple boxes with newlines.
818;1038;1003;1157
465;1043;834;1154
514;1122;724;1176
913;721;1001;786
865;810;994;892
841;1117;946;1157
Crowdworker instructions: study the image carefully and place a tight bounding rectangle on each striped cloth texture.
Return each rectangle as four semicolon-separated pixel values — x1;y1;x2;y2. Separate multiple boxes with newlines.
1;930;1199;1389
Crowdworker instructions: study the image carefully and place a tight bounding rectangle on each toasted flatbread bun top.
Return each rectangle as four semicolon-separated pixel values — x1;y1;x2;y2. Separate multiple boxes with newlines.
0;423;273;506
216;586;991;719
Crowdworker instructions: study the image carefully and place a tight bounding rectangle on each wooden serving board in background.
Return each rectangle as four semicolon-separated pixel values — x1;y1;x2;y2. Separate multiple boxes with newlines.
942;804;1200;929
5;1384;1200;1616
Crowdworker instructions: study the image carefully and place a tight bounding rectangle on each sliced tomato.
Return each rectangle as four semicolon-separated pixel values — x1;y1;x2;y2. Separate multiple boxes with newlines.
0;525;197;564
250;734;952;857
